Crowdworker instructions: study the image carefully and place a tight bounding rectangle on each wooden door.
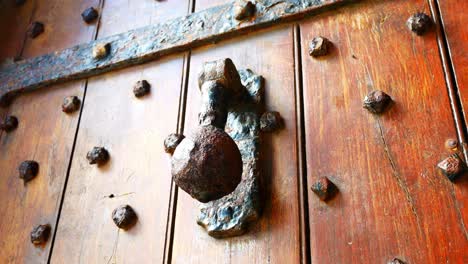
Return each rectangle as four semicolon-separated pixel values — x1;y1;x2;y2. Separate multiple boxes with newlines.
0;0;466;263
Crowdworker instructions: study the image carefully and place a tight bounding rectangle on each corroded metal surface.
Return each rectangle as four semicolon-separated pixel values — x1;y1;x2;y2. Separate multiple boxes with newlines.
0;0;354;105
197;69;264;238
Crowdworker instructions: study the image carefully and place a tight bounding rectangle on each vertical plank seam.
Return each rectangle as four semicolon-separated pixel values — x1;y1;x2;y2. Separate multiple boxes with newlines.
46;0;106;262
163;1;196;263
293;24;311;264
428;0;468;160
427;0;468;240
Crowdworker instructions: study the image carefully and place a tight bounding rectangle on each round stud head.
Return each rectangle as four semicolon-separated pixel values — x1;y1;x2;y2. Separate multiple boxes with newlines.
112;205;138;230
30;224;51;245
407;12;432;35
171;125;243;203
19;160;39;183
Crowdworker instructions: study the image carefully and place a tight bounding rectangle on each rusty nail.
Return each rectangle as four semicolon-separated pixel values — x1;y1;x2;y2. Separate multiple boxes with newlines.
164;133;185;154
387;258;406;264
81;7;99;24
407;12;432;35
112;204;137;230
233;0;255;20
437;154;466;182
15;0;26;6
92;43;110;60
62;96;81;113
86;146;109;166
133;80;151;98
363;90;393;114
0;115;19;132
30;224;51;245
27;21;44;38
260;111;283;132
311;177;338;201
308;36;331;57
445;138;458;151
19;160;39;183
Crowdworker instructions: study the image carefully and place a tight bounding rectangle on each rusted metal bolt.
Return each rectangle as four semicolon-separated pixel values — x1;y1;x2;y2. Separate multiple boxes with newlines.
19;160;39;183
27;21;44;38
172;125;242;203
30;224;51;245
15;0;26;6
133;80;151;98
164;133;185;154
387;258;406;264
112;204;137;230
260;111;283;132
407;12;432;35
437;154;466;182
363;90;393;114
86;146;109;165
92;43;110;60
445;138;458;151
311;177;338;201
0;115;19;132
308;36;331;57
62;96;81;113
233;0;255;20
81;7;99;24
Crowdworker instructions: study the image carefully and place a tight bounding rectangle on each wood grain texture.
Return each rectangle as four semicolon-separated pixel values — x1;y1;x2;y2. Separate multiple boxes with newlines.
0;0;34;61
436;0;468;139
300;1;468;263
170;1;301;263
0;0;99;263
49;1;189;263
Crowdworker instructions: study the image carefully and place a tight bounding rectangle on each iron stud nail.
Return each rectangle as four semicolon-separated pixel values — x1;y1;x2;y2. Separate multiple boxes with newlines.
19;160;39;183
308;36;331;57
437;154;466;182
363;90;393;114
164;133;185;154
86;146;110;166
112;204;137;230
92;43;110;60
133;80;151;98
0;115;19;132
260;111;283;132
81;7;99;24
62;96;81;113
30;224;51;245
311;177;338;201
27;21;44;38
407;12;432;35
233;0;255;20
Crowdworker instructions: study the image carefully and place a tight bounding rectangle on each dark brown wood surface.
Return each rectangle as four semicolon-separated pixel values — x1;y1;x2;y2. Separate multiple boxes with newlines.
300;0;467;263
170;0;302;263
436;0;468;131
0;0;466;263
50;1;189;263
0;0;99;263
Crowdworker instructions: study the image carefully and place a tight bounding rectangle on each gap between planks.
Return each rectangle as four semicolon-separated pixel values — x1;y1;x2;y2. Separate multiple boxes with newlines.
46;0;106;262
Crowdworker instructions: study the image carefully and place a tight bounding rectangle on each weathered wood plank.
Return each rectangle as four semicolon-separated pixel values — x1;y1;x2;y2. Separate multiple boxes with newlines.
435;0;468;143
300;1;468;263
170;1;301;263
0;0;100;263
0;0;355;106
50;1;189;263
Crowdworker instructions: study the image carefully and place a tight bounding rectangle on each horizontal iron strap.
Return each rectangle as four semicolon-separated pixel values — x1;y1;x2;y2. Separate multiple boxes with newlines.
0;0;356;106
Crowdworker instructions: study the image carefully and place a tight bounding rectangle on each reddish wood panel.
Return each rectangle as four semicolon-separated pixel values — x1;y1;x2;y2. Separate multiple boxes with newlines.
0;0;34;61
0;0;99;263
171;1;301;263
437;0;468;130
300;1;467;263
50;1;189;263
